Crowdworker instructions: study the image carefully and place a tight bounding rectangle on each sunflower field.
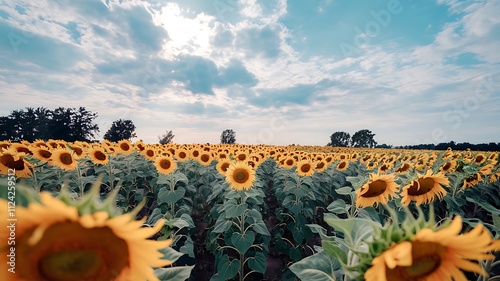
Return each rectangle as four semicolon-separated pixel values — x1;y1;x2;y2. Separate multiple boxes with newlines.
1;139;500;281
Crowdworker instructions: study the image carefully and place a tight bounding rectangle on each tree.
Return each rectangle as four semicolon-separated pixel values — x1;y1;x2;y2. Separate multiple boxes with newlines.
328;131;351;147
351;129;377;148
0;107;99;142
104;119;137;142
159;130;175;144
220;129;236;144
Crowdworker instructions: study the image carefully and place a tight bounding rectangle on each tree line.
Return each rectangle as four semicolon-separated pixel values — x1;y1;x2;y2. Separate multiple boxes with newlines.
0;107;498;150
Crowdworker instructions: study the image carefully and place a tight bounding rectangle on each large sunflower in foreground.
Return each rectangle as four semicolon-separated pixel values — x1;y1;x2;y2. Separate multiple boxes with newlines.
0;192;172;281
49;148;78;171
401;170;449;206
355;173;399;208
364;216;500;281
225;161;256;191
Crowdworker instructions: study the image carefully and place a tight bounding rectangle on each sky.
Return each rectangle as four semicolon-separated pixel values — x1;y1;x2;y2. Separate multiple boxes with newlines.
0;0;499;146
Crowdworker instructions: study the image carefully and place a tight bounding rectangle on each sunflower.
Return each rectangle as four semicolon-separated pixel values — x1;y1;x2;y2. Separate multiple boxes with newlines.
116;140;133;155
401;170;449;206
10;143;33;155
314;160;329;173
296;160;315;177
225;161;256;191
235;152;248;162
216;159;232;175
49;149;78;171
336;160;349;171
31;147;53;162
395;162;412;174
141;146;157;161
378;163;392;174
472;153;487;165
439;160;456;173
0;192;173;281
197;152;213;166
69;144;86;159
88;147;109;165
175;148;189;162
355;173;399;208
462;173;482;189
364;216;500;281
0;148;33;178
366;161;378;171
490;171;500;183
154;156;177;175
283;157;296;169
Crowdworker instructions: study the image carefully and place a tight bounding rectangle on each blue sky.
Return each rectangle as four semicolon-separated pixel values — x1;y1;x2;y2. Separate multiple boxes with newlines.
0;0;499;146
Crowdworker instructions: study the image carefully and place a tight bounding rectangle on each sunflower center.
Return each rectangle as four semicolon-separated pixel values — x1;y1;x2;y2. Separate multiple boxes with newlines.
237;154;246;161
120;143;130;151
300;163;311;173
316;162;325;169
1;155;26;169
408;178;435;196
221;163;230;172
146;150;154;157
338;162;346;169
362;180;387;197
475;156;484;163
286;159;294;166
192;150;199;157
233;169;249;183
39;250;102;281
394;242;443;280
18;222;129;281
40;150;52;159
94;151;107;161
72;147;83;156
160;160;171;169
442;162;451;171
60;153;73;165
201;154;210;162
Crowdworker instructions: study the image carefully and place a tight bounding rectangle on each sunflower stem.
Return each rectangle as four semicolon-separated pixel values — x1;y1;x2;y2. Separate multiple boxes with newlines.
76;164;84;197
239;196;246;281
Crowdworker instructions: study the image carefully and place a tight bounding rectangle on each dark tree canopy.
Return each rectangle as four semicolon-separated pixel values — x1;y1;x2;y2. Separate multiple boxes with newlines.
328;131;351;147
0;107;99;142
351;129;377;148
104;119;137;142
159;130;175;144
220;129;236;144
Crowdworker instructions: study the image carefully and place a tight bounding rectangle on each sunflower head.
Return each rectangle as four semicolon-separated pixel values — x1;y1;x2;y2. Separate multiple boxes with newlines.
337;160;349;171
401;170;450;206
362;207;500;281
49;148;78;171
154;156;177;175
88;147;109;165
225;161;256;191
0;148;33;178
0;180;173;281
355;173;399;208
296;160;315;177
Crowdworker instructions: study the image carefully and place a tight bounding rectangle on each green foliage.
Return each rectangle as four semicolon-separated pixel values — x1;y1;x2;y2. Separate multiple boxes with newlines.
103;119;137;141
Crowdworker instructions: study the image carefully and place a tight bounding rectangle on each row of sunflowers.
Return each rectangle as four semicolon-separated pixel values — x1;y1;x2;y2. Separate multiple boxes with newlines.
1;138;500;280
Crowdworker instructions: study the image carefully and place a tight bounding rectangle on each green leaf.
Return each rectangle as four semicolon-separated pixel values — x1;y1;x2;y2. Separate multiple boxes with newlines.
289;251;338;281
217;255;240;280
223;199;248;218
289;247;302;262
251;220;270;236
158;187;186;204
159;246;185;263
155;266;194;281
493;214;500;230
323;214;380;248
213;217;232;233
322;240;347;265
327;199;347;214
335;186;352;195
247;252;266;273
230;231;255;254
466;197;500;215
